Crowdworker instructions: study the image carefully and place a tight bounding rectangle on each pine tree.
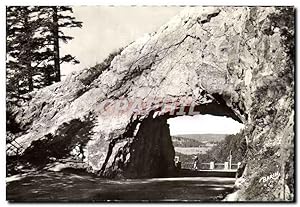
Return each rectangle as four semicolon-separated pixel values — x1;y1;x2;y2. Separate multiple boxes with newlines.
6;6;82;97
6;6;39;101
6;6;82;133
37;6;82;83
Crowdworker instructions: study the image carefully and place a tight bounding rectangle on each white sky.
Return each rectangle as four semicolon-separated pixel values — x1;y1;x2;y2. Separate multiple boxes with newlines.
167;114;244;135
60;6;244;135
60;6;183;77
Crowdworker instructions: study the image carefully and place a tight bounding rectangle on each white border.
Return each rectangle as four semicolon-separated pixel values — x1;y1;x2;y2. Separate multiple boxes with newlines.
0;1;299;207
0;0;298;6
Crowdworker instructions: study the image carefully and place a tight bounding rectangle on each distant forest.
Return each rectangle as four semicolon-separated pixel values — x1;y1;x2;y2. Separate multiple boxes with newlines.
174;131;247;168
173;134;227;142
172;136;213;148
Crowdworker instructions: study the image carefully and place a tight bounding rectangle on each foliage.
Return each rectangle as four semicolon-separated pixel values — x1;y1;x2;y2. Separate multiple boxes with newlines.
6;6;82;106
6;6;82;134
264;7;294;86
6;6;44;101
172;136;215;148
80;48;124;86
175;131;246;168
22;116;95;166
36;6;82;83
266;7;294;61
205;131;247;163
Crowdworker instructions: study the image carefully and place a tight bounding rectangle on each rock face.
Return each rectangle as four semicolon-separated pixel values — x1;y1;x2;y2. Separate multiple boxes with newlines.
8;7;294;201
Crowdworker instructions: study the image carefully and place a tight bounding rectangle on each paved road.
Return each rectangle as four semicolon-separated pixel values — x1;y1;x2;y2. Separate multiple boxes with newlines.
7;170;236;202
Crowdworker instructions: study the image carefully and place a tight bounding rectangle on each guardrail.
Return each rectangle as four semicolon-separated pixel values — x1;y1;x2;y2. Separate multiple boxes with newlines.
176;161;241;170
6;135;24;156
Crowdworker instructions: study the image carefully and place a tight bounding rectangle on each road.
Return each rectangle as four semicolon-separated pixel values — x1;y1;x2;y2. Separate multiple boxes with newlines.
7;170;236;202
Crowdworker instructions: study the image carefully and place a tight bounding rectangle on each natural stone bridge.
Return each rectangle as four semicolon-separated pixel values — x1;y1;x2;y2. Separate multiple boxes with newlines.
8;7;294;201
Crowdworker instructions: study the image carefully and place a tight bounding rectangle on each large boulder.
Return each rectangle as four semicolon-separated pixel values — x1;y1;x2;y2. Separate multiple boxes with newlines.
8;7;294;201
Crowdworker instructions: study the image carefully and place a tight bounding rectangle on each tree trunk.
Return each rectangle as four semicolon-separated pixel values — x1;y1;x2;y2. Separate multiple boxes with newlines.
52;6;60;82
44;66;52;86
27;63;33;92
24;8;33;92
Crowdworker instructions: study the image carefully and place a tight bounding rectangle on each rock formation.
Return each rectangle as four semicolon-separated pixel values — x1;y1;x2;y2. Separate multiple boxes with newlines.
8;7;294;201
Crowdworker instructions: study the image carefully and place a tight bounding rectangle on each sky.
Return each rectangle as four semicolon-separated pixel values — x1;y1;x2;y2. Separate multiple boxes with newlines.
167;114;244;135
59;6;244;135
60;6;183;77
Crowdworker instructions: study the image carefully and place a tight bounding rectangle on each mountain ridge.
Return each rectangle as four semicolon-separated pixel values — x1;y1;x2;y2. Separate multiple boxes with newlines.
172;134;228;142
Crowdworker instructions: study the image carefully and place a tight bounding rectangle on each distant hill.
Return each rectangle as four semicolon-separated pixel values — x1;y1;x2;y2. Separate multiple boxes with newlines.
173;134;228;142
171;136;204;147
